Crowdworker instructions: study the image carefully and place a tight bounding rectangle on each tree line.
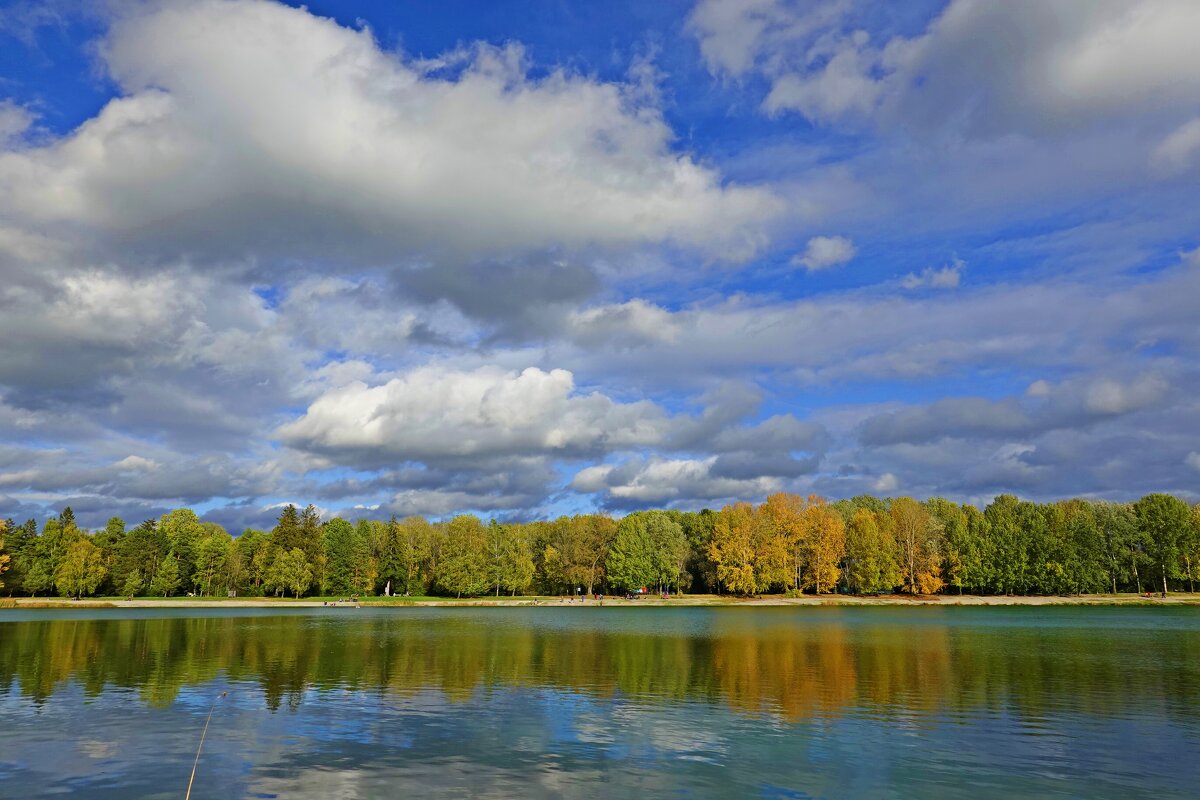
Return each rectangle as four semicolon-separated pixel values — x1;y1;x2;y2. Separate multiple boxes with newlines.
1;492;1198;599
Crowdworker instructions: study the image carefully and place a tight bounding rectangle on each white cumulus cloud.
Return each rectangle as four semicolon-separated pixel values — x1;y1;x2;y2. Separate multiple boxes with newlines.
901;259;964;290
0;0;779;265
278;365;671;464
793;235;856;270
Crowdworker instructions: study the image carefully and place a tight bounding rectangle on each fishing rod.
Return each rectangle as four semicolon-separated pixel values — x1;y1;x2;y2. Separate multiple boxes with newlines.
184;691;228;800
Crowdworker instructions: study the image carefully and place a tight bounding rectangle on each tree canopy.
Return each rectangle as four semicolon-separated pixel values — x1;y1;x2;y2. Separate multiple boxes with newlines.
1;491;1197;599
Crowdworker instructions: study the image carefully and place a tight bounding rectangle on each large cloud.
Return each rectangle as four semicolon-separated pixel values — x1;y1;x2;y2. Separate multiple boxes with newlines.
571;456;788;510
0;0;778;269
277;366;671;465
689;0;1200;134
546;256;1200;387
276;365;829;514
858;373;1170;446
280;365;825;461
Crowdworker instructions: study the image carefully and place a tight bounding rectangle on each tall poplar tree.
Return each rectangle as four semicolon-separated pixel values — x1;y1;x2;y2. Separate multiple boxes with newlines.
892;497;943;595
845;508;900;593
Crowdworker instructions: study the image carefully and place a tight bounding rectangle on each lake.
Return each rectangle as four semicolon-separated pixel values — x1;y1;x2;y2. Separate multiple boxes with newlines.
2;606;1199;798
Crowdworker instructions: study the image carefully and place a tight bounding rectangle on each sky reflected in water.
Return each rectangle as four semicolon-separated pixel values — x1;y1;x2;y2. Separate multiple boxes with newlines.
2;606;1199;798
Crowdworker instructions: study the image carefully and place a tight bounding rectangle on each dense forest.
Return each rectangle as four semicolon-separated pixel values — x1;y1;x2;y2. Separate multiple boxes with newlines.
1;492;1198;599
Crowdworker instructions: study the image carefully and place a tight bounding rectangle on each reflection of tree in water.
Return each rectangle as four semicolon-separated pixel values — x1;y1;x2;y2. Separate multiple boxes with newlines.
2;612;1199;722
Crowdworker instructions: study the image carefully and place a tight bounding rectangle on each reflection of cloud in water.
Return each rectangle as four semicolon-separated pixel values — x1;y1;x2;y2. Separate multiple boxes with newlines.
78;738;119;759
609;701;729;764
3;609;1200;798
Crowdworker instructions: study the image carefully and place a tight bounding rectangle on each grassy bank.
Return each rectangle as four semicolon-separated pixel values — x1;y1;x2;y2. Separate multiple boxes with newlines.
5;592;1200;609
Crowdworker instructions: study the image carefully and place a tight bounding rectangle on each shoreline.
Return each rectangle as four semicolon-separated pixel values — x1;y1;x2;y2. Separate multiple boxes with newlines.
5;592;1200;609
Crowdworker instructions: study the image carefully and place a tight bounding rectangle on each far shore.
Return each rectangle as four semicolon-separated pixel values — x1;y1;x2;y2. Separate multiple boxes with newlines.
5;592;1200;610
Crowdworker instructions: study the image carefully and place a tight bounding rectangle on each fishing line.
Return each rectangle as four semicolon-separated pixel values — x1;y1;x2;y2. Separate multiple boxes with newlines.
184;690;228;800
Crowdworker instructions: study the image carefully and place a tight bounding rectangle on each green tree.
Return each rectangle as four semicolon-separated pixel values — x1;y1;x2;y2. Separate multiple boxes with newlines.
983;495;1030;594
23;559;55;597
845;508;900;593
349;520;379;594
270;505;303;553
1135;493;1193;596
679;509;718;593
538;515;616;596
378;517;433;596
104;516;126;537
1;519;38;594
112;519;168;597
938;502;984;594
607;511;687;593
1095;501;1141;593
151;553;182;597
299;505;323;561
39;517;83;572
55;538;108;598
159;509;205;594
438;515;488;597
1060;500;1107;595
18;518;83;597
574;515;617;596
486;520;510;597
122;569;144;598
192;534;230;596
270;547;313;599
501;523;535;596
1182;504;1200;593
321;518;357;595
486;521;535;596
234;529;271;594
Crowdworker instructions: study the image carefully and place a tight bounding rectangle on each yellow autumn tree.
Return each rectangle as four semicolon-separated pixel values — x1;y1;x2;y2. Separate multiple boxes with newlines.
890;497;944;594
0;519;9;589
756;493;802;592
800;497;845;594
755;493;845;594
710;503;758;595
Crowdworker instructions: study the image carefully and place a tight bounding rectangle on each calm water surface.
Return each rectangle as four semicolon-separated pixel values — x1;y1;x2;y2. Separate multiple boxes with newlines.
2;606;1199;798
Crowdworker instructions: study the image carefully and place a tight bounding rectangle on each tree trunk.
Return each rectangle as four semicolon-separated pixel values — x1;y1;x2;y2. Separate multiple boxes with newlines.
1132;553;1142;594
1161;562;1168;597
908;545;916;595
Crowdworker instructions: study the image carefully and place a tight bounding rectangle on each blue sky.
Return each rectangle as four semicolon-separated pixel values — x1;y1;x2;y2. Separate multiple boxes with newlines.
0;0;1198;530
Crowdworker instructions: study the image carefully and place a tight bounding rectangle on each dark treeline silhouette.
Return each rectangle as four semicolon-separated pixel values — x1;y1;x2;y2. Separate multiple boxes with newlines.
1;492;1198;599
